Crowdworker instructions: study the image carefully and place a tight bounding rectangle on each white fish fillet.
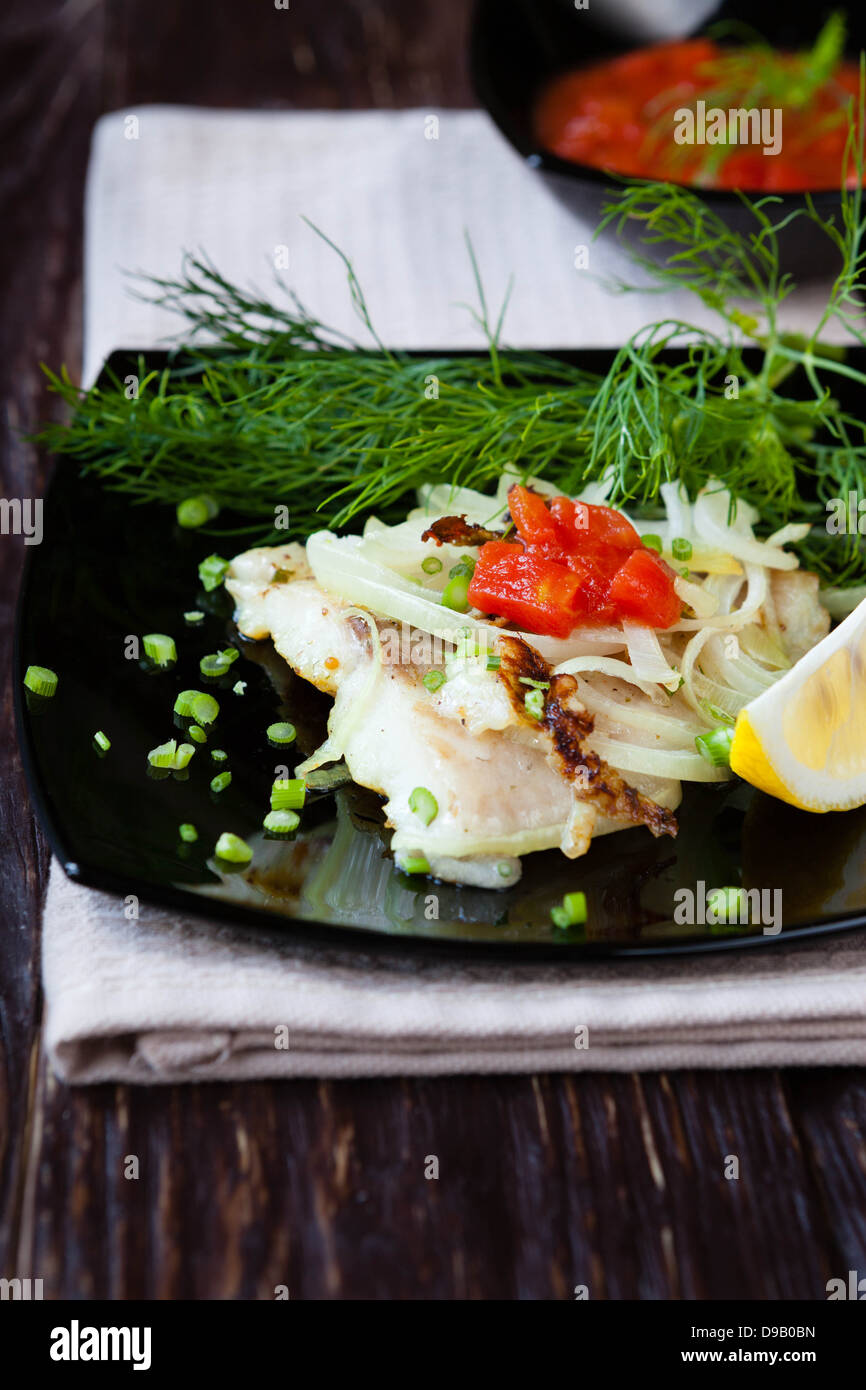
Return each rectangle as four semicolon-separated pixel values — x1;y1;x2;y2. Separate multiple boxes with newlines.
227;544;680;887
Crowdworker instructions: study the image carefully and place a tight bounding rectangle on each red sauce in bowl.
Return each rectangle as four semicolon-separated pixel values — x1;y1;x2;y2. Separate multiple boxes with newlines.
534;38;861;191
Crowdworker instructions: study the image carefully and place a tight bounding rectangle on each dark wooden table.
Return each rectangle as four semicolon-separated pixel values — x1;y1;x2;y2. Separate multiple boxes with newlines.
2;0;865;1301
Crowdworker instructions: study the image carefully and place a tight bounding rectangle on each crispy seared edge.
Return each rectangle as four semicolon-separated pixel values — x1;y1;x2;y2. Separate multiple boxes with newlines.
496;633;678;839
420;515;505;546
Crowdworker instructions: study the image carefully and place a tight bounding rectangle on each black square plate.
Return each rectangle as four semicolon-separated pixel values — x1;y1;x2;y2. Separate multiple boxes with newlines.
16;351;866;958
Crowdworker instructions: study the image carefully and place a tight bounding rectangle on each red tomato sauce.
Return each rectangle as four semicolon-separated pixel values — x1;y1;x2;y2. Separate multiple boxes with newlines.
534;38;861;191
467;486;681;635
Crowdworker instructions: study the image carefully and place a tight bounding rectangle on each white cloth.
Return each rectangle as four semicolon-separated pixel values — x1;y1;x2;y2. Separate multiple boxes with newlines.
40;105;865;1083
82;107;845;386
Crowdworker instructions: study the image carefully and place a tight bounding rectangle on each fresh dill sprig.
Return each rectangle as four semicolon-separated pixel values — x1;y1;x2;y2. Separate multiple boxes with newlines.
703;12;848;113
591;59;866;583
36;92;866;587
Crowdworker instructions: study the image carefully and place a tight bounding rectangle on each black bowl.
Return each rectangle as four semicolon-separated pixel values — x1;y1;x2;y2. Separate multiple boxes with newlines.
470;0;866;279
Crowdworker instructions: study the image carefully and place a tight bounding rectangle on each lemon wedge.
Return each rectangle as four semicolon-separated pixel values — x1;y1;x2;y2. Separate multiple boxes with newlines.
730;597;866;811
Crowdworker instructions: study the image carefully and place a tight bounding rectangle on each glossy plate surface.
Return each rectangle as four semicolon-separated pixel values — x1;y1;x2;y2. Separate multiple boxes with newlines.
15;351;866;958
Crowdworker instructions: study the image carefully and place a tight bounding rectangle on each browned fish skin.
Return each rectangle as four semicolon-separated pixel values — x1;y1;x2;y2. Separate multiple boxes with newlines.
497;633;678;839
421;514;505;546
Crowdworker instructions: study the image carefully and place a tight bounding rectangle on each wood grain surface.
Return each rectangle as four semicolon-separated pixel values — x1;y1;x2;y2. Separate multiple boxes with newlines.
2;0;866;1301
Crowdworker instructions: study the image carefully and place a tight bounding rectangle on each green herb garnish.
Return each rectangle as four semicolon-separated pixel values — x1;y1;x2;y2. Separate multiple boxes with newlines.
37;111;866;591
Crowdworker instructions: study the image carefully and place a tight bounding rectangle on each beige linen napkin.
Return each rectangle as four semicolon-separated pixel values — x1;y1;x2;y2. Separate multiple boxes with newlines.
82;107;848;386
38;107;866;1082
43;864;866;1082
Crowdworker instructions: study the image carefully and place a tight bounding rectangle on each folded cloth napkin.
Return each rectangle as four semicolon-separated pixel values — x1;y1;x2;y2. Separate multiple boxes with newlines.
39;107;866;1082
82;107;847;385
43;864;866;1081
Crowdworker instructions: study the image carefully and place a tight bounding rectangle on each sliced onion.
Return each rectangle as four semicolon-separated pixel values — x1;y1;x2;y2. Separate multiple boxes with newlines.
698;636;777;697
574;679;701;739
693;489;798;570
765;522;812;547
307;531;477;642
737;622;790;670
418;481;504;522
674;575;719;617
553;655;669;701
623;623;681;690
575;473;615;505
660;480;691;539
673;564;768;631
588;732;730;782
690;673;748;720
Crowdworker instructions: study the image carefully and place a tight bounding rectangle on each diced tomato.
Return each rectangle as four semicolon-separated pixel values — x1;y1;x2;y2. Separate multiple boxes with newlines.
582;502;641;552
608;548;682;628
507;485;559;548
466;491;680;636
468;542;588;638
549;494;579;549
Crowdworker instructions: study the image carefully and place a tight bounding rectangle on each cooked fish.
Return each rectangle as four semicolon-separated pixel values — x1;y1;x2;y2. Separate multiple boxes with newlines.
227;544;679;888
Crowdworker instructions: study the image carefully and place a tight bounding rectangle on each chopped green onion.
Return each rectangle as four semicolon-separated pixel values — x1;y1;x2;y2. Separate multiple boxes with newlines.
267;721;297;745
199;655;229;678
563;891;588;924
441;573;471;613
233;681;246;695
200;651;236;678
449;556;476;579
399;853;430;875
263;809;300;834
184;610;205;624
423;670;446;693
149;738;195;770
518;676;550;690
143;633;177;667
210;771;232;793
191;693;219;725
707;886;748;923
551;890;587;928
93;730;111;752
147;739;178;768
23;665;58;697
421;556;443;575
271;778;305;811
695;726;734;767
198;554;229;591
178;823;198;843
210;748;227;762
214;831;252;863
524;688;545;721
486;655;501;671
188;724;207;743
177;495;218;528
642;534;663;552
174;689;202;717
672;537;693;561
497;861;513;878
408;786;438;826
